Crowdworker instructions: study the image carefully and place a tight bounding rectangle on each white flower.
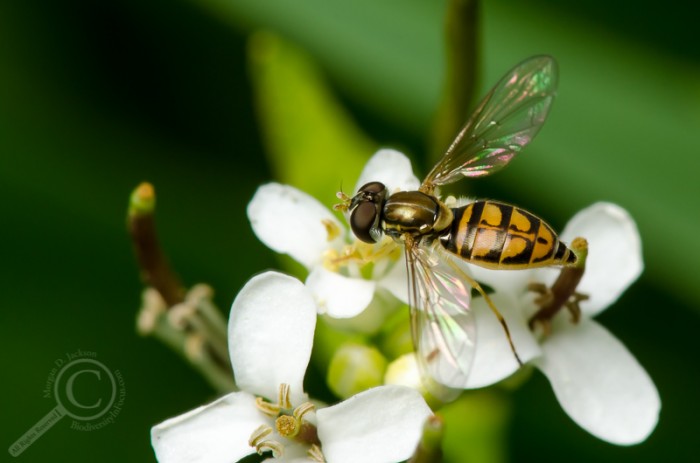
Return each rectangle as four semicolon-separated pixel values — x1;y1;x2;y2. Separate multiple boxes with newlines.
247;149;419;320
151;271;432;463
465;202;660;445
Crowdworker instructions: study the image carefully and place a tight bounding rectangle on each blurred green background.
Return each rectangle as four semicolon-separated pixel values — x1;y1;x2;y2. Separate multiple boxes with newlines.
1;0;698;462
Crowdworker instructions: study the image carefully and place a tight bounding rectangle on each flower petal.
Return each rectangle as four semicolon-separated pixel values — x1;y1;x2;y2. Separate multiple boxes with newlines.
353;149;420;194
305;267;376;318
317;385;432;463
533;316;660;445
264;443;317;463
560;202;643;316
465;292;542;388
248;183;343;269
466;263;535;297
151;392;262;463
229;272;316;404
376;254;409;304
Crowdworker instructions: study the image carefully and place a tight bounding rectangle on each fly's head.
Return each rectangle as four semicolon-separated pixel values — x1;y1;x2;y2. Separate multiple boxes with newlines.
346;181;387;244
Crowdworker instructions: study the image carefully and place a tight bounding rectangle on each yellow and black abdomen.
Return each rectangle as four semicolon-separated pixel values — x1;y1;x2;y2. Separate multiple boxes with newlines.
439;200;576;270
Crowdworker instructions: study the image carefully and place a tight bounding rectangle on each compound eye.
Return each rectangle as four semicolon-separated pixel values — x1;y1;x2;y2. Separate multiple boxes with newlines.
358;181;386;195
350;201;379;243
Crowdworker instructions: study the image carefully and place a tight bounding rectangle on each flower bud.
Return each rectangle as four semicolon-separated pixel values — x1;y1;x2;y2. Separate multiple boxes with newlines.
327;343;387;399
385;353;443;410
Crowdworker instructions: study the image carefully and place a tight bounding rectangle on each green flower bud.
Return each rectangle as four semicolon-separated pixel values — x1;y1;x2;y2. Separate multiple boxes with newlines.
327;343;387;399
384;353;442;410
377;306;414;359
128;182;156;217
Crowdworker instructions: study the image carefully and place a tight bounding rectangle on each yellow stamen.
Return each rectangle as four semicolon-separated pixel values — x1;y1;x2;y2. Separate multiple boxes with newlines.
255;397;281;417
293;401;315;420
249;385;321;458
321;237;401;274
322;219;342;242
279;383;292;410
248;424;273;447
257;440;284;458
308;444;325;462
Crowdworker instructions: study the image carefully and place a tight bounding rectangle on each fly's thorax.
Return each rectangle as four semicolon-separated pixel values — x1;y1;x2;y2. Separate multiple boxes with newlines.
382;191;453;239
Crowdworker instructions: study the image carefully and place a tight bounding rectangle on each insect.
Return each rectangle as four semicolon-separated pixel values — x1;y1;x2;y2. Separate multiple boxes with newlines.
341;56;580;390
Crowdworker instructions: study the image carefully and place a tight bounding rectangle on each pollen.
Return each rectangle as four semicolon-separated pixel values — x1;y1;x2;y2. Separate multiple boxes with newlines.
275;415;299;438
322;245;360;272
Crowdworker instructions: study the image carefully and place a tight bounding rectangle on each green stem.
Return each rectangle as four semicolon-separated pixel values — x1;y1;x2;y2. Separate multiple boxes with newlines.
430;0;480;163
408;415;445;463
138;288;237;394
182;285;231;366
438;390;511;463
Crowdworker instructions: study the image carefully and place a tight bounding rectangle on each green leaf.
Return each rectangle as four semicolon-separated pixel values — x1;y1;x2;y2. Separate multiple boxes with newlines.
197;0;444;132
247;31;376;209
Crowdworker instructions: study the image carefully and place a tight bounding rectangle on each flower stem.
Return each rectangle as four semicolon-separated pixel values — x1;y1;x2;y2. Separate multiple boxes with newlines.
129;183;235;393
181;284;231;365
128;182;184;306
137;288;237;393
439;391;511;463
408;415;445;463
430;0;480;163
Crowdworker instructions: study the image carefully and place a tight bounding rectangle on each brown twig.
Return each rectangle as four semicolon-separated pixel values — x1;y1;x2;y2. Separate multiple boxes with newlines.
127;182;184;307
128;183;235;392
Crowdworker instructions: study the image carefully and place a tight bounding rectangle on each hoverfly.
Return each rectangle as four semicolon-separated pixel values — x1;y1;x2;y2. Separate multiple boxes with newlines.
341;56;579;390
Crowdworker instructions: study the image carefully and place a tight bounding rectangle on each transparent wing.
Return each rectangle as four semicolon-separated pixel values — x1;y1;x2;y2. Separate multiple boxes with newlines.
406;239;477;394
422;55;558;190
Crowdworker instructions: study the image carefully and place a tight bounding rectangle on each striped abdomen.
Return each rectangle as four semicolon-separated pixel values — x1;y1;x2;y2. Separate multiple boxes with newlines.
439;200;576;270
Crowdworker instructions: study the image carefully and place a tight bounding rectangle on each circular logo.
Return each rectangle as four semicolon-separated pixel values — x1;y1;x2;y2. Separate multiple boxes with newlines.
53;359;117;421
9;351;126;457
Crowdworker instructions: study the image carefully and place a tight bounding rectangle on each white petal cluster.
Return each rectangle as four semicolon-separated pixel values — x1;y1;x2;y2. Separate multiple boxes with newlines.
152;272;432;463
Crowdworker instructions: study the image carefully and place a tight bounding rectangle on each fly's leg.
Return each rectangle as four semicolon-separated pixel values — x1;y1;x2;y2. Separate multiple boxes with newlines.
528;237;589;334
528;283;589;334
445;258;523;366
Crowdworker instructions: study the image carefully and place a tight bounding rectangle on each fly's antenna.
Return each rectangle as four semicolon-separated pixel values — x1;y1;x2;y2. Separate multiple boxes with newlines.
333;181;351;212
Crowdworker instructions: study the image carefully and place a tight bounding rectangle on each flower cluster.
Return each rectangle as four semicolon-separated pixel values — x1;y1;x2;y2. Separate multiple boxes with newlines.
152;272;432;463
151;149;659;462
